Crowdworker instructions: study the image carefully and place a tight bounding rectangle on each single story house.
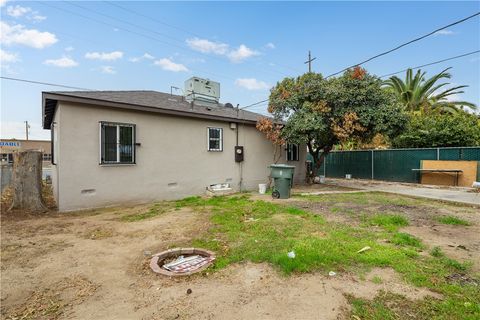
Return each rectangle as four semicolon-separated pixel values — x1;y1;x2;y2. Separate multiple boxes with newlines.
42;78;306;211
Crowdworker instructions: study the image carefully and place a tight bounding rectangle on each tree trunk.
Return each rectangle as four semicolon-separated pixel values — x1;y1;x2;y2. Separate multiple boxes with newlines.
306;145;332;184
9;150;47;212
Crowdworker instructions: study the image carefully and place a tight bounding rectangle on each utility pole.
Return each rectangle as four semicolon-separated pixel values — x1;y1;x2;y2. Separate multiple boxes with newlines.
24;121;29;140
304;50;316;73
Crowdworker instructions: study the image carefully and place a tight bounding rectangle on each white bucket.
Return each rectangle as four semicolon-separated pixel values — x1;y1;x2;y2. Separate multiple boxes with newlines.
319;175;325;183
258;184;267;194
345;174;352;180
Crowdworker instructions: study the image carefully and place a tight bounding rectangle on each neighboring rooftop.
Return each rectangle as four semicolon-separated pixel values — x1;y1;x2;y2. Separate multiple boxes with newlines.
42;90;266;129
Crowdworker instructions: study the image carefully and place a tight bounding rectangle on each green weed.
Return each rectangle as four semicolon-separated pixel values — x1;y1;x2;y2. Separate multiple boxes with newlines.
364;214;409;231
437;216;471;226
371;276;383;284
391;232;423;248
120;202;172;222
430;246;444;258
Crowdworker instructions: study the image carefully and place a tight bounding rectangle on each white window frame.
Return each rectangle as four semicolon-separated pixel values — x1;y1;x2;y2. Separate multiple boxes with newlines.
207;127;223;152
286;143;299;161
99;122;136;165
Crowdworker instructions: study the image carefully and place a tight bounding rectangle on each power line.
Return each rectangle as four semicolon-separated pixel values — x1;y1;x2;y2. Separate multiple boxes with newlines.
63;1;291;78
102;1;303;75
326;12;480;78
240;99;269;110
39;1;236;81
103;1;202;39
237;50;480;113
244;104;269;113
0;76;94;91
379;50;480;78
66;1;186;46
45;1;291;79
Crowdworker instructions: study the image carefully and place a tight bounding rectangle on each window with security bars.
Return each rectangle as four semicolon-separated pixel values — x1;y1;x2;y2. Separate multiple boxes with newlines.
207;127;223;151
100;122;135;164
286;143;299;161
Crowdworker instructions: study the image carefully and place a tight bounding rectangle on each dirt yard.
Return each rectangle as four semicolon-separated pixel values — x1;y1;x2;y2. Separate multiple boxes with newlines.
1;189;479;319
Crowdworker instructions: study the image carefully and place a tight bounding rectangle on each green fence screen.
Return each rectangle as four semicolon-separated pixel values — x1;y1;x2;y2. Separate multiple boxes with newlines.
310;147;480;183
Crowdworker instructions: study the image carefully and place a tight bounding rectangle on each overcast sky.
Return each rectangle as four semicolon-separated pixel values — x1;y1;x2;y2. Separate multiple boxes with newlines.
1;0;479;140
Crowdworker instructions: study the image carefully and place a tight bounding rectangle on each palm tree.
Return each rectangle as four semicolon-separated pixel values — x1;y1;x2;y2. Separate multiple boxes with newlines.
383;68;476;114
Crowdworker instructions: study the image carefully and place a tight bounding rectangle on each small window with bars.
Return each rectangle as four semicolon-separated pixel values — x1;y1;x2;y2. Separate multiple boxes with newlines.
100;122;135;164
207;127;223;152
286;143;299;161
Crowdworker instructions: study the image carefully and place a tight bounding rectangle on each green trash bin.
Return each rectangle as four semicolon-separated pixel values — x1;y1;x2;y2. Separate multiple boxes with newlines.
269;164;295;199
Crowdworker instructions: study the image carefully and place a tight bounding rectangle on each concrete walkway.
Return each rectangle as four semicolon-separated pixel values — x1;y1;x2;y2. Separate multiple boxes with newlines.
324;178;480;206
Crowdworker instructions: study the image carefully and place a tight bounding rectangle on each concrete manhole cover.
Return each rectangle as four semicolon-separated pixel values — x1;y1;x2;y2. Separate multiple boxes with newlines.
150;248;215;276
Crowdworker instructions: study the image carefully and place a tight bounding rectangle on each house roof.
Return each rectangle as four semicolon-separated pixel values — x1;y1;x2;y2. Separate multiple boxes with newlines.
42;90;267;129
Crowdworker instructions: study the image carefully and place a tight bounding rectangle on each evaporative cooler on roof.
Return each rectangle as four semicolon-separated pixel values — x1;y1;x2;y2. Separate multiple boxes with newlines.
184;77;220;106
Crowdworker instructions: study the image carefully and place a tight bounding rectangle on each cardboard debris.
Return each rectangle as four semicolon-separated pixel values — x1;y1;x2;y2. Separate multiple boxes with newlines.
163;255;215;273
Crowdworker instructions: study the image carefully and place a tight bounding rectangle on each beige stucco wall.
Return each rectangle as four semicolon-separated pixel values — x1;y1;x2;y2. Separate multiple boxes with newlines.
53;102;306;211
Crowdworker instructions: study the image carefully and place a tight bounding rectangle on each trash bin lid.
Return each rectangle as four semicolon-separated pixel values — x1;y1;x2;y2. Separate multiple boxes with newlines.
269;164;296;169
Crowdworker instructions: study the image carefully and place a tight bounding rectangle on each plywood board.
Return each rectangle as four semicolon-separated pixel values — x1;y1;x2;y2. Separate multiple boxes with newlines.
420;160;477;187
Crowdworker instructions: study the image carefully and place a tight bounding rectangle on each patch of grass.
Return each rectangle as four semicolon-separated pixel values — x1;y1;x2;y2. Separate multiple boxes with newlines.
181;195;468;277
391;232;423;248
175;196;202;208
348;292;397;320
285;206;307;215
176;193;478;319
329;206;357;216
371;275;383;284
293;191;426;208
443;258;469;271
329;206;341;213
85;228;114;240
294;192;371;204
347;290;480;320
430;246;444;258
364;214;409;231
437;216;471;226
120;202;173;222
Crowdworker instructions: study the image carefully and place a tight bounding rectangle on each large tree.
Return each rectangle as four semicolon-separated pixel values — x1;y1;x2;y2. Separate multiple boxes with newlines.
392;111;480;148
383;68;476;114
258;68;407;182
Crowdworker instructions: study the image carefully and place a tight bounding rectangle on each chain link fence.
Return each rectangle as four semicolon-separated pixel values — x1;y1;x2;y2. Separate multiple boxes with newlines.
313;147;480;183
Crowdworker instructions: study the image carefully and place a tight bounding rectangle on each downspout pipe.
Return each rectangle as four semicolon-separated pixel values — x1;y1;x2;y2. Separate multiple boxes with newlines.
236;104;242;191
